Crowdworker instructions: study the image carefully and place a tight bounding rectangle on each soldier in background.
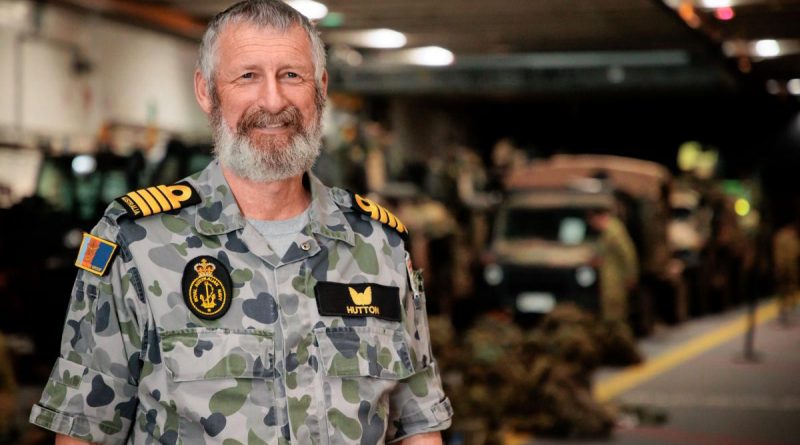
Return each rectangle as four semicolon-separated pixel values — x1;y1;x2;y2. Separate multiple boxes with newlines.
773;221;799;324
0;332;17;444
587;208;642;364
588;209;639;322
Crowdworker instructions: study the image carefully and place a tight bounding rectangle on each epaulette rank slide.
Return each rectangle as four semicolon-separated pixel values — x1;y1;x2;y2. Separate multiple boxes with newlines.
351;192;409;240
115;182;201;219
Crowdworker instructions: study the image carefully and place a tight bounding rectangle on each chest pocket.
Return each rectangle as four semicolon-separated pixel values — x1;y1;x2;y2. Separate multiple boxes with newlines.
161;328;275;381
155;328;277;444
313;326;424;445
314;326;417;380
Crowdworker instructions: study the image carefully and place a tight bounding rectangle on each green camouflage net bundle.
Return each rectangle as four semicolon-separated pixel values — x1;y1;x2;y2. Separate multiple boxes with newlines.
433;304;642;442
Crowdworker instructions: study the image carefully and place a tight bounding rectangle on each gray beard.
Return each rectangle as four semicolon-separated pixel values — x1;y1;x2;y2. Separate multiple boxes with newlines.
212;110;322;183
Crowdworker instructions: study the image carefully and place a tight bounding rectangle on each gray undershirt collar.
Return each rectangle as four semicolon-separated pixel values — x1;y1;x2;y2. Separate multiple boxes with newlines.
247;206;311;257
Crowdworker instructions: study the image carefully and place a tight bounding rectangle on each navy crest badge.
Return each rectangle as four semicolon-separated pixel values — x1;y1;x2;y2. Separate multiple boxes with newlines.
181;256;233;320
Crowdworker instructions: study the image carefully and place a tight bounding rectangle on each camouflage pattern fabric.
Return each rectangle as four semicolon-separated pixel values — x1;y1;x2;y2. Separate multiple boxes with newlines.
773;225;800;320
597;217;639;323
773;225;799;294
29;160;452;444
438;306;621;443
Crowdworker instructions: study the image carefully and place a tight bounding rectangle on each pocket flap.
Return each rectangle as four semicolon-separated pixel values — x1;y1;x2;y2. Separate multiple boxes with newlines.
160;328;274;382
314;326;417;379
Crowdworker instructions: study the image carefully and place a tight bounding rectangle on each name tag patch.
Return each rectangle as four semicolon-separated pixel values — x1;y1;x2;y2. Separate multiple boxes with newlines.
315;282;401;321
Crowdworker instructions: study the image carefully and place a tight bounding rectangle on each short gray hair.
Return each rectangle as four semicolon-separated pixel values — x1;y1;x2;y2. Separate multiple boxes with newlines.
198;0;327;95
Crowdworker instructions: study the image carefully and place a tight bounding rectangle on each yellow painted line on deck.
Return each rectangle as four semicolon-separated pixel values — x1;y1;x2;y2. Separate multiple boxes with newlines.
594;299;780;402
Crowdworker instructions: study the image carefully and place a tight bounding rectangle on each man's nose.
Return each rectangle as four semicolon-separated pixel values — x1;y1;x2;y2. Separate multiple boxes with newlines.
257;78;289;113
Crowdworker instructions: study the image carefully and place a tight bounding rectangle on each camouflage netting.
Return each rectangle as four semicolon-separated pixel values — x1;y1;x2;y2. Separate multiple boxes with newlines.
432;304;643;443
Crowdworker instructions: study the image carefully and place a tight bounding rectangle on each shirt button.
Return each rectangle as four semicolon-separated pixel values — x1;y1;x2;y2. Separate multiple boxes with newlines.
301;242;311;251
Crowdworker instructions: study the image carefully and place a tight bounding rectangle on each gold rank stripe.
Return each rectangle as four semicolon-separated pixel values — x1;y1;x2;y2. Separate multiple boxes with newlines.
137;189;162;213
125;190;152;216
116;182;201;219
147;186;172;211
352;193;408;237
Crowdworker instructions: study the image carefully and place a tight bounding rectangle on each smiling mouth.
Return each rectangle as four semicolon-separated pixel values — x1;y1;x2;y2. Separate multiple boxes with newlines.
252;123;290;132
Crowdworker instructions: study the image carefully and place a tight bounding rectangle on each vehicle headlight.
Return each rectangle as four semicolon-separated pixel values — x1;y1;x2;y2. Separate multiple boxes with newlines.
484;264;504;286
575;266;596;288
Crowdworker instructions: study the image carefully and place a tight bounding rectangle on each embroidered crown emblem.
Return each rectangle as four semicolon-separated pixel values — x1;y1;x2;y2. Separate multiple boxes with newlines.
194;258;216;277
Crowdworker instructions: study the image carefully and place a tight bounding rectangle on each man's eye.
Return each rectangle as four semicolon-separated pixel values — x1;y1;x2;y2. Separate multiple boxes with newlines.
242;73;254;79
286;72;298;79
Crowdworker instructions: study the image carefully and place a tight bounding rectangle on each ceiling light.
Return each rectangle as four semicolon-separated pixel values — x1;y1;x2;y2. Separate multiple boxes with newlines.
324;28;407;48
356;29;407;48
404;46;455;66
283;1;328;20
754;39;780;58
788;79;800;96
699;0;732;8
714;7;735;20
71;155;97;176
678;3;701;28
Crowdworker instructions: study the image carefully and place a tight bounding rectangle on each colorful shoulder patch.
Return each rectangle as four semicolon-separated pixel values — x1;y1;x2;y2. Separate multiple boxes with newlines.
75;233;118;276
115;181;201;219
350;192;409;240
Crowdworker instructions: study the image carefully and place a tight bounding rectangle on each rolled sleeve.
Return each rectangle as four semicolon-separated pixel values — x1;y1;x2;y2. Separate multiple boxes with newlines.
30;218;145;444
30;358;138;444
387;362;453;442
388;266;453;442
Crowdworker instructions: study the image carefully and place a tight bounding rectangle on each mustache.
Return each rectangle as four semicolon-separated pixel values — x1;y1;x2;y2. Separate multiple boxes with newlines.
236;106;303;136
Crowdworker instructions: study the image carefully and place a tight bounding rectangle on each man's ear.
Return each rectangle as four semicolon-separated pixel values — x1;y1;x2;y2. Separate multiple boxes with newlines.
320;69;329;100
194;70;213;114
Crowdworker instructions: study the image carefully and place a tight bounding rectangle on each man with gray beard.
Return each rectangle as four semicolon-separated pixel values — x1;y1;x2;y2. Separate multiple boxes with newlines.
30;1;452;444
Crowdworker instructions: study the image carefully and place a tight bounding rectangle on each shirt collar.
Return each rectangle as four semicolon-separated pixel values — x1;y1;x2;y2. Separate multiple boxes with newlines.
189;160;355;246
307;172;355;246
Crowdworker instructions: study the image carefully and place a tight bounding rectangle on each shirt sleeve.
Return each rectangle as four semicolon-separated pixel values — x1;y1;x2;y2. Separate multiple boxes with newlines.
386;266;453;443
29;217;146;445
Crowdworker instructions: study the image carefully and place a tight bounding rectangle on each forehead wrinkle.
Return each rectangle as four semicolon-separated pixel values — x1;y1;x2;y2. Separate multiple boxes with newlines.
219;26;313;70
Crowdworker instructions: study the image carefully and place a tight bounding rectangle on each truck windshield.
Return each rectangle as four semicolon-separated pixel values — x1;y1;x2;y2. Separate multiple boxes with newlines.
502;207;597;244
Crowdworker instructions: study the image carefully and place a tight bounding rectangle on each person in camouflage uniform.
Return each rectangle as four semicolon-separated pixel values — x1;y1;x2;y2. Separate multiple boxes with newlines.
587;210;639;323
0;332;18;444
773;222;799;323
29;2;451;444
587;209;641;365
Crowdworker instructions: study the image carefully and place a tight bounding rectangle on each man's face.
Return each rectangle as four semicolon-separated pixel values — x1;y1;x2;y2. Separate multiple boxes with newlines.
207;22;326;182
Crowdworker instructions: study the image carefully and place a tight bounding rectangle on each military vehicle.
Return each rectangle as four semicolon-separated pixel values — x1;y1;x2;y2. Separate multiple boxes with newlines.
483;189;610;321
484;155;680;334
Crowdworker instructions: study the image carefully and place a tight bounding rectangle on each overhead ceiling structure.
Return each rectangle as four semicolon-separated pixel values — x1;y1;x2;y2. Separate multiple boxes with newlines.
663;0;800;96
49;0;800;97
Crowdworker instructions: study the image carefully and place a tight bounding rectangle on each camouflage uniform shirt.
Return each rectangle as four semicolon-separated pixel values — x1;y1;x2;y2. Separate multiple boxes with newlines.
30;160;452;444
